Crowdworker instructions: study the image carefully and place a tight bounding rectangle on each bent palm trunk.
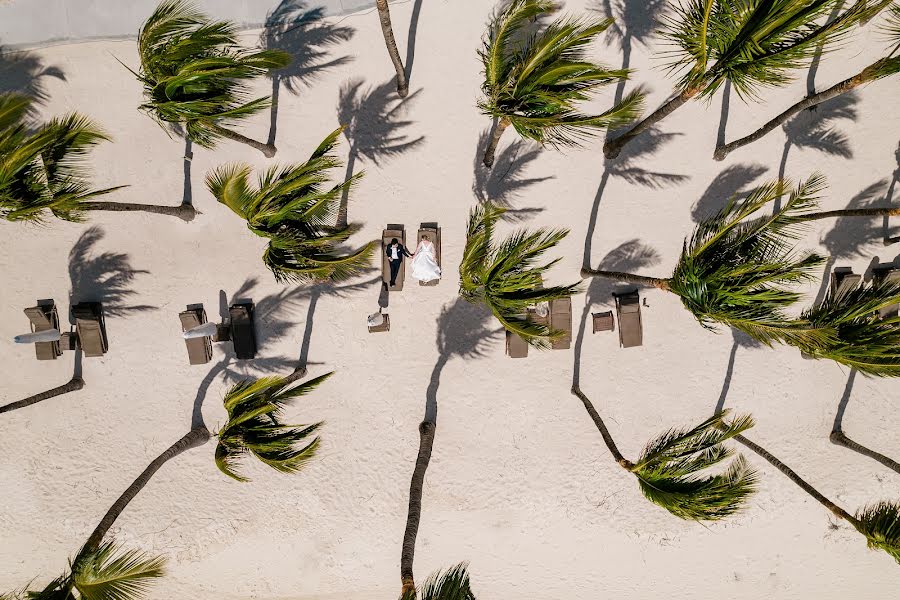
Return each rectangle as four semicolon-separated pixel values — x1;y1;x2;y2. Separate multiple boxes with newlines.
830;430;900;475
400;420;435;595
83;201;196;221
482;118;511;168
580;268;671;290
603;87;700;159
376;0;409;98
0;377;85;414
83;427;211;552
571;386;635;469
715;61;889;160
209;123;276;157
800;206;900;220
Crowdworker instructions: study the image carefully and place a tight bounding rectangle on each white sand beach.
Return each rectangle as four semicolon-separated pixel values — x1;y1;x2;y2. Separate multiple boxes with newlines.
2;1;900;599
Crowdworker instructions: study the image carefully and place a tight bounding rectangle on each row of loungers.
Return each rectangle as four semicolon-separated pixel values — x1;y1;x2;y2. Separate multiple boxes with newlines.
178;303;257;364
21;300;108;360
832;265;900;317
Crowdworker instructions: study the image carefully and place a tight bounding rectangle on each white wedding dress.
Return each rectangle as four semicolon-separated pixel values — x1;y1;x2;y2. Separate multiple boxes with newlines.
411;240;441;282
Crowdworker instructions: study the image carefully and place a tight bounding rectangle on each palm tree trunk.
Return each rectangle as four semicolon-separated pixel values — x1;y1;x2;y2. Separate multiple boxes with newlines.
732;433;860;526
376;0;409;98
0;377;84;414
482;118;510;168
801;207;900;220
830;431;900;475
714;62;885;160
579;268;670;290
83;427;211;552
209;123;276;157
571;387;635;470
83;201;196;221
603;86;701;159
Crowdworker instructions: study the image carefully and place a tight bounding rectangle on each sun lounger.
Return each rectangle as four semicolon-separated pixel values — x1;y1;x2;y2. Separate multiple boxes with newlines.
382;224;406;291
229;302;257;360
506;330;529;358
874;267;900;318
550;297;572;350
614;291;642;348
72;302;108;357
23;300;62;360
592;310;615;333
368;312;391;333
179;305;213;365
830;269;861;298
418;222;441;287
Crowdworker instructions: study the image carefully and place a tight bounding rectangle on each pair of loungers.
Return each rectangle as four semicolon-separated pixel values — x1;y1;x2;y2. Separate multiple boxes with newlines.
20;300;108;359
590;291;644;349
505;297;573;358
373;223;442;334
178;302;257;364
832;265;900;318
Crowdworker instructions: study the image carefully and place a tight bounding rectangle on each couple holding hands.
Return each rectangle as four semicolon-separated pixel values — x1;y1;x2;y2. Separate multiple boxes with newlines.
385;235;440;286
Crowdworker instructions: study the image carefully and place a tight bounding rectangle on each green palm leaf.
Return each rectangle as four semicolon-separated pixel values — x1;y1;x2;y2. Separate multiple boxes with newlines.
205;129;375;283
403;563;476;600
131;0;290;147
70;542;165;600
631;411;758;521
215;372;330;481
855;501;900;563
459;202;581;348
479;0;643;147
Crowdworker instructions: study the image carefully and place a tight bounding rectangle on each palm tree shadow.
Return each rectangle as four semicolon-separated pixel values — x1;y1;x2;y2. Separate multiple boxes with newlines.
884;142;900;245
573;239;661;388
690;163;769;223
0;43;65;112
404;0;424;81
67;226;154;318
713;330;763;414
830;369;900;475
263;0;355;146
472;127;552;221
337;78;424;222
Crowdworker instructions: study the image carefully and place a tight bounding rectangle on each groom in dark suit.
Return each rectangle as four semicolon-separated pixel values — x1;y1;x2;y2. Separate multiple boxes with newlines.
386;238;411;287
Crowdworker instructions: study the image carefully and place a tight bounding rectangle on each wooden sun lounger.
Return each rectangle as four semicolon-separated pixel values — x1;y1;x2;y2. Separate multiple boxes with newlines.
830;269;861;298
874;267;900;319
23;300;62;360
382;224;406;291
368;313;391;333
614;291;642;348
417;222;441;287
229;302;257;360
72;302;108;357
550;297;572;350
179;305;213;365
506;330;529;358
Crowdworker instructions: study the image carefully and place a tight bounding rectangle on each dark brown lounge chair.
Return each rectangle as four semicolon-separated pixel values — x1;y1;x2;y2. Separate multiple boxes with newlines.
550;298;572;350
72;302;108;357
417;222;441;287
874;267;900;319
830;269;861;298
614;291;642;348
592;310;615;333
506;330;529;358
179;305;213;365
23;300;62;360
229;303;257;360
382;224;406;291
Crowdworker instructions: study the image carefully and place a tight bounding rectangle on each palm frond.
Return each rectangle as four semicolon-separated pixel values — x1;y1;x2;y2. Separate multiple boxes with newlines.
70;541;164;600
415;563;476;600
855;500;900;563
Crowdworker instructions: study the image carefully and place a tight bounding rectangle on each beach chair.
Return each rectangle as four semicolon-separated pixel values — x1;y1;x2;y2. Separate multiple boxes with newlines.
72;302;108;357
417;222;441;287
382;224;406;291
23;300;63;360
550;297;572;350
506;330;529;358
874;267;900;318
614;291;642;348
592;310;615;333
830;269;861;298
179;305;213;365
229;302;257;360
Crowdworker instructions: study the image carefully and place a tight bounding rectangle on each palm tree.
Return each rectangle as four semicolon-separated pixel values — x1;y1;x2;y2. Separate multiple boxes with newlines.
572;387;757;520
401;563;477;600
716;4;900;160
582;175;830;347
206;128;377;283
459;202;581;348
798;275;900;376
732;433;900;564
130;0;290;157
603;0;891;159
4;540;165;600
0;93;194;222
478;0;644;167
375;0;410;98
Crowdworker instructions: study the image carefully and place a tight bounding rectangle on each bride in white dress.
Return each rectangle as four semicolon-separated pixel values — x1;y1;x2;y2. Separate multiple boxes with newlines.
410;235;441;282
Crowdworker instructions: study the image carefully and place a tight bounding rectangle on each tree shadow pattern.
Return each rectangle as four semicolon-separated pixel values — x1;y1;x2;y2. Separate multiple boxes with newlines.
0;43;65;112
